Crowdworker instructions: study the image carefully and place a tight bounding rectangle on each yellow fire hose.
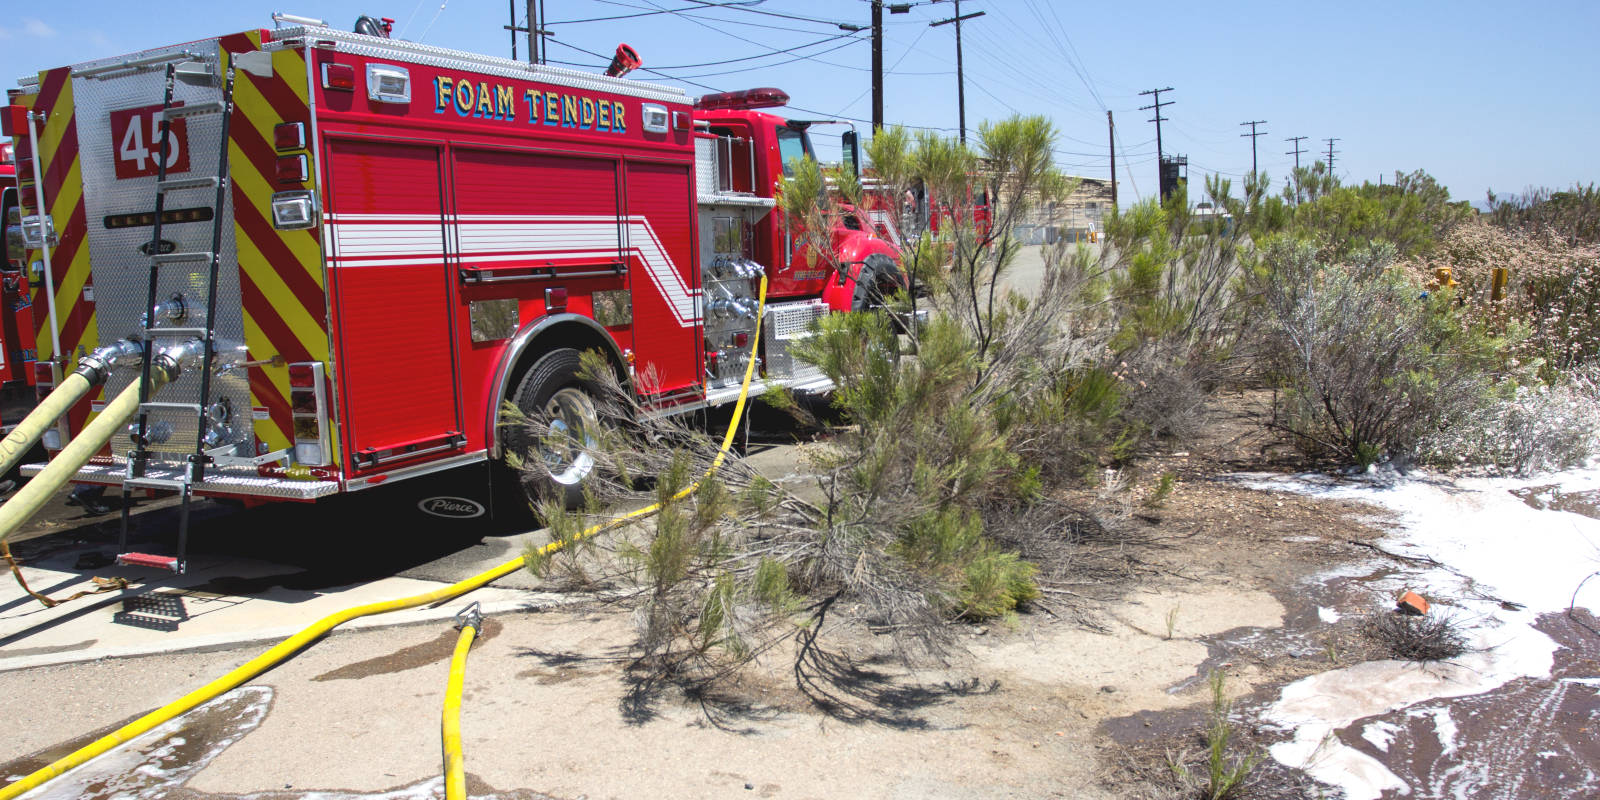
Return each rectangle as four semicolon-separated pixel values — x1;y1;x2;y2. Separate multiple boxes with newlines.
442;602;482;800
0;277;768;799
0;377;160;548
0;370;93;478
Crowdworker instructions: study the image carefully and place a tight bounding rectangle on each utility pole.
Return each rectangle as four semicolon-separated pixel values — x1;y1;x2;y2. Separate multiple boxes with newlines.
1285;135;1307;170
1325;137;1339;174
508;0;518;59
1139;87;1173;165
931;1;985;144
1107;110;1117;210
871;1;883;131
1239;120;1266;176
505;0;550;64
534;0;547;63
1139;87;1174;198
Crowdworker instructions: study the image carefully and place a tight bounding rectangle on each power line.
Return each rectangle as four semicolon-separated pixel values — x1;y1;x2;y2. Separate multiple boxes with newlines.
627;0;868;73
587;0;855;35
1325;137;1340;174
627;38;865;79
643;31;863;70
545;37;724;93
834;25;933;118
676;0;868;28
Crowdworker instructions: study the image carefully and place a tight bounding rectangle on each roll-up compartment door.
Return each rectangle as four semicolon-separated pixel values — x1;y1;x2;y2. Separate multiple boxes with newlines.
325;137;462;471
451;148;622;275
623;160;699;397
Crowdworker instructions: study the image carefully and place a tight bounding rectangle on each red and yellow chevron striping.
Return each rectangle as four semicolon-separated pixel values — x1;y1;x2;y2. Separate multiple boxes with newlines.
19;66;97;433
222;32;331;457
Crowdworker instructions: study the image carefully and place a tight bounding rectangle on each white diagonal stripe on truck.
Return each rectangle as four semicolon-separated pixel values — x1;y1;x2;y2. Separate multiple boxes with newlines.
327;215;700;326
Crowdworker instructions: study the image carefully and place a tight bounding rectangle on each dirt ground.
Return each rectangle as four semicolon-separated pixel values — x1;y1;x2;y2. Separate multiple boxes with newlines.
0;391;1497;799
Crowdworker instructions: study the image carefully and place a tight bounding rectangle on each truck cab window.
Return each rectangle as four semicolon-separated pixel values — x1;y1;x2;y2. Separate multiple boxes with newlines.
776;125;812;177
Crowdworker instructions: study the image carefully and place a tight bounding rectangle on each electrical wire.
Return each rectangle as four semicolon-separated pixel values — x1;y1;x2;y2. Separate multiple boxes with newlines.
552;0;763;24
644;31;864;70
396;0;430;39
831;25;934;116
588;0;860;35
625;0;872;72
631;37;866;80
545;38;727;94
417;0;450;43
675;0;863;28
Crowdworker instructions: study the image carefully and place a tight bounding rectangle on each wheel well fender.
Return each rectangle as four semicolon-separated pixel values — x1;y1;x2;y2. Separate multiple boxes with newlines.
822;234;904;312
486;313;626;459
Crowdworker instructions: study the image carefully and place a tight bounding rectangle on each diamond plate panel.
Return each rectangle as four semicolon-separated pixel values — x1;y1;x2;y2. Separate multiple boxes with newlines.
21;459;340;500
71;41;251;463
762;300;827;381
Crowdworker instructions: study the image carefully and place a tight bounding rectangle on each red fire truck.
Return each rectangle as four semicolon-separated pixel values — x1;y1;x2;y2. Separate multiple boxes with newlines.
2;15;901;563
0;144;42;433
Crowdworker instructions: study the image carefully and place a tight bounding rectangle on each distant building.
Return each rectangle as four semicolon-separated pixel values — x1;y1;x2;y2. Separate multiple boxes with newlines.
1017;176;1116;244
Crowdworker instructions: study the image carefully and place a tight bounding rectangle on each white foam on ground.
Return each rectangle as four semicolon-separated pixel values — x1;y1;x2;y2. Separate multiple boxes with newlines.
1247;465;1600;800
25;686;273;800
1423;706;1459;757
1318;606;1342;624
1361;720;1400;752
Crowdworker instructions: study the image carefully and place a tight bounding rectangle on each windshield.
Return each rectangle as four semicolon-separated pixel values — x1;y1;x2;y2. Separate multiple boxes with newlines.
775;125;813;177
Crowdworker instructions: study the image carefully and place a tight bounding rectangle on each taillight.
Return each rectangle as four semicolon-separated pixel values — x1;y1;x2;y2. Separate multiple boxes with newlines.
321;62;356;92
0;105;26;137
288;361;331;466
275;154;308;183
273;122;306;151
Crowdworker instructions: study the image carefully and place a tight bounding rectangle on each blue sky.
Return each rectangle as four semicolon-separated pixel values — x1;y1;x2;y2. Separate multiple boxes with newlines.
2;1;1593;204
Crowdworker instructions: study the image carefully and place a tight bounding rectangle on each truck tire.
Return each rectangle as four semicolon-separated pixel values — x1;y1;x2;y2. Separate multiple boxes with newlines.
503;348;601;512
851;253;904;311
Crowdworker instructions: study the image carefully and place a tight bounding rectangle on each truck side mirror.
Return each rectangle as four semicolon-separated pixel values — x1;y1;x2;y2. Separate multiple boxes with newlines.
841;130;860;178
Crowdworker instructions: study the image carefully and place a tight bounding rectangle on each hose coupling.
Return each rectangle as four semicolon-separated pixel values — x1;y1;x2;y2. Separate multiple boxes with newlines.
453;601;483;634
74;338;145;385
211;340;251;374
154;337;208;379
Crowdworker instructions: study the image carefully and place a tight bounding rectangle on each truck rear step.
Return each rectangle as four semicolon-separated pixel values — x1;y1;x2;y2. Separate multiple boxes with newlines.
115;551;182;572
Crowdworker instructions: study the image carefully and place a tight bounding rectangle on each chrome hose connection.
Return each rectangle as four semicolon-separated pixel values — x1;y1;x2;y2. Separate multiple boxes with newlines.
154;337;208;380
211;340;250;374
152;337;250;379
142;292;194;328
74;338;145;386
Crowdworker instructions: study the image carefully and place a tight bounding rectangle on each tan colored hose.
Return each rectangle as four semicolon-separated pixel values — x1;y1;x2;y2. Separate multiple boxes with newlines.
0;377;156;547
0;371;92;477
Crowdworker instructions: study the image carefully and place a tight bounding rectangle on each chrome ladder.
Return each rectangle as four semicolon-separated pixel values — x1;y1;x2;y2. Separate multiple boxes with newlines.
116;56;236;574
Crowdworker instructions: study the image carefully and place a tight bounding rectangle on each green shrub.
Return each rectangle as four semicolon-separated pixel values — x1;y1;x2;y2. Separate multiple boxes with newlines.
1257;239;1508;464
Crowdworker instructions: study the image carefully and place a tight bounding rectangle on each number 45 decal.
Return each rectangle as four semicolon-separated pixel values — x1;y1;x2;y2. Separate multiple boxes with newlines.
108;103;191;180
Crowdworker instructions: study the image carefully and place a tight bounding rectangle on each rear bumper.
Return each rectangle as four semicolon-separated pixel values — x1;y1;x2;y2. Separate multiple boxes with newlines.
21;460;341;500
